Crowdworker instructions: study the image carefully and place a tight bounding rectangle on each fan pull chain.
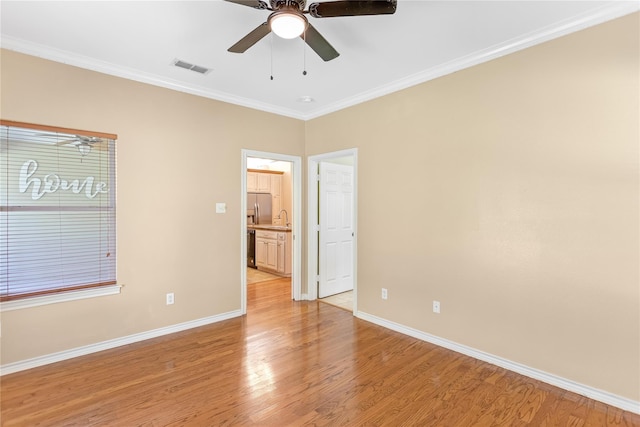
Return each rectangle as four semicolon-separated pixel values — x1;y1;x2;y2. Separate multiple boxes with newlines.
270;33;274;80
302;28;307;76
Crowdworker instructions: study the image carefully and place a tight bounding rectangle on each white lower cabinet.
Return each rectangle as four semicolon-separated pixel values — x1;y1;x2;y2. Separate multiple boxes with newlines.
256;232;276;270
277;234;285;274
255;230;291;276
265;239;278;271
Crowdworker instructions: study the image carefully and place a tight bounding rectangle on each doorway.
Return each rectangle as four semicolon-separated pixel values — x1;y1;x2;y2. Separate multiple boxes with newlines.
241;150;302;315
307;149;358;314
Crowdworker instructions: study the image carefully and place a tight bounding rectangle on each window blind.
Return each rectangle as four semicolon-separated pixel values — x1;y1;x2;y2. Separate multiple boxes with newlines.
0;121;117;301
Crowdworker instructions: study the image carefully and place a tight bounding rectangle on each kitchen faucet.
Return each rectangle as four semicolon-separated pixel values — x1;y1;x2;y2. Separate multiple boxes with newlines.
277;209;290;227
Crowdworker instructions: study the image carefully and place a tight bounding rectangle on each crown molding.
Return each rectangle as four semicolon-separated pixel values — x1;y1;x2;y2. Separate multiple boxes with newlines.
0;36;307;121
303;1;640;120
1;2;637;121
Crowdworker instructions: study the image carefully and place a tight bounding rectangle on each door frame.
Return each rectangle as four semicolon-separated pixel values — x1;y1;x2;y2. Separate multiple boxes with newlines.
241;149;302;315
307;148;358;313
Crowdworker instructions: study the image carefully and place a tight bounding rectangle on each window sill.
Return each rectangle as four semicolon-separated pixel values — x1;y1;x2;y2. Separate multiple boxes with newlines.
0;285;122;312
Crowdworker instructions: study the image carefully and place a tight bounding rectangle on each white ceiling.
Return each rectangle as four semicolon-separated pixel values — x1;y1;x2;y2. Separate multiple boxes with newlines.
1;1;637;120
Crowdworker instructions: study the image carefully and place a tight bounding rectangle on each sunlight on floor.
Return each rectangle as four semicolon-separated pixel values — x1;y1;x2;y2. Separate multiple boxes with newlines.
320;291;353;312
247;268;281;284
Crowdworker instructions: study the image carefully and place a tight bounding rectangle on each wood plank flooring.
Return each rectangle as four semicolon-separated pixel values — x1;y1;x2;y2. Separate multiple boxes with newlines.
2;278;639;426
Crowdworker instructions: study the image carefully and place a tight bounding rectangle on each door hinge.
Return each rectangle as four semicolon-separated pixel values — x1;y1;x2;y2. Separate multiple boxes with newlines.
316;275;321;282
314;225;320;232
316;174;321;181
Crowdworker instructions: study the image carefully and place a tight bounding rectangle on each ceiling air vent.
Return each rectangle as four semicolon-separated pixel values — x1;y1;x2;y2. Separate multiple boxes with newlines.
172;59;212;75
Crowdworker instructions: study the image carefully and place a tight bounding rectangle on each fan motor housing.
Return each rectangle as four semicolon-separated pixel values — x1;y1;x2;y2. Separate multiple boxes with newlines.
226;0;397;61
271;0;305;11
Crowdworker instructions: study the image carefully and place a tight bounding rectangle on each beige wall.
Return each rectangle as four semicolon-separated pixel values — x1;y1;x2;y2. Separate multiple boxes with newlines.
306;14;639;400
0;49;305;362
1;12;638;403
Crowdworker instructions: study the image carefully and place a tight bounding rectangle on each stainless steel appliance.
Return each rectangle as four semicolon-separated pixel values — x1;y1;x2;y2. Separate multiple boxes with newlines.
247;229;256;268
247;192;271;268
247;192;272;225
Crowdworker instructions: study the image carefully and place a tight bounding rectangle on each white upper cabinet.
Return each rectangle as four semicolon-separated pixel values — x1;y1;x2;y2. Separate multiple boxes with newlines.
247;172;258;192
271;174;282;224
247;170;285;223
256;173;271;193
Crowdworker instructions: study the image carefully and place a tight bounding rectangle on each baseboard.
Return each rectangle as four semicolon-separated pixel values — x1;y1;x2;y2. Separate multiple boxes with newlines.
4;308;637;414
356;311;640;415
0;309;243;376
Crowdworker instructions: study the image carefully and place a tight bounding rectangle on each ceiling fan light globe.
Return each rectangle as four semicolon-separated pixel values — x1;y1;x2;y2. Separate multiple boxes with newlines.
269;12;307;39
77;143;92;156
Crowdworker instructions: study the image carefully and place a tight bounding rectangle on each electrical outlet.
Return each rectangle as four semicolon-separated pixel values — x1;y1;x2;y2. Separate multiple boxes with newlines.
433;300;440;314
381;288;388;300
166;293;175;305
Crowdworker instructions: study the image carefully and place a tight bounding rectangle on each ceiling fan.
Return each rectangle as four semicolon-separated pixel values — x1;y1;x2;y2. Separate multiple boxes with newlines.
55;135;105;156
225;0;397;62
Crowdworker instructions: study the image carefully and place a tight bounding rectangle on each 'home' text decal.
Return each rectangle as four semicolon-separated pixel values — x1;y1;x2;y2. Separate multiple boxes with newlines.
19;160;109;200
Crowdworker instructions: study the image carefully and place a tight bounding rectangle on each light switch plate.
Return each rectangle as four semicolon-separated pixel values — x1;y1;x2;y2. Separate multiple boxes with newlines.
216;203;226;213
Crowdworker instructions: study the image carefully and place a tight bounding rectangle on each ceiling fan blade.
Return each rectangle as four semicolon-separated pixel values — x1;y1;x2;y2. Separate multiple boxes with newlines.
228;22;271;53
309;0;397;18
302;23;339;62
224;0;269;10
55;138;79;146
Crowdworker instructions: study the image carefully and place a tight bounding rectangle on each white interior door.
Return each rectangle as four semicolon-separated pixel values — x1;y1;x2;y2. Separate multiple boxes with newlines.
318;162;354;298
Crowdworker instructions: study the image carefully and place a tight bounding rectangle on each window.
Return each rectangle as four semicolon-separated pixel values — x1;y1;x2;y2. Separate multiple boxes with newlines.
0;120;117;302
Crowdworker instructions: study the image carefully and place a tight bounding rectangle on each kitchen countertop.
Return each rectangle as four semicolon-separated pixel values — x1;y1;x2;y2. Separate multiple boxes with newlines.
248;224;292;232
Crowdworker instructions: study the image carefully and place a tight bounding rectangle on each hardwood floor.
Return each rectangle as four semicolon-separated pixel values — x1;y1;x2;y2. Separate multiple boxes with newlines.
2;278;639;426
